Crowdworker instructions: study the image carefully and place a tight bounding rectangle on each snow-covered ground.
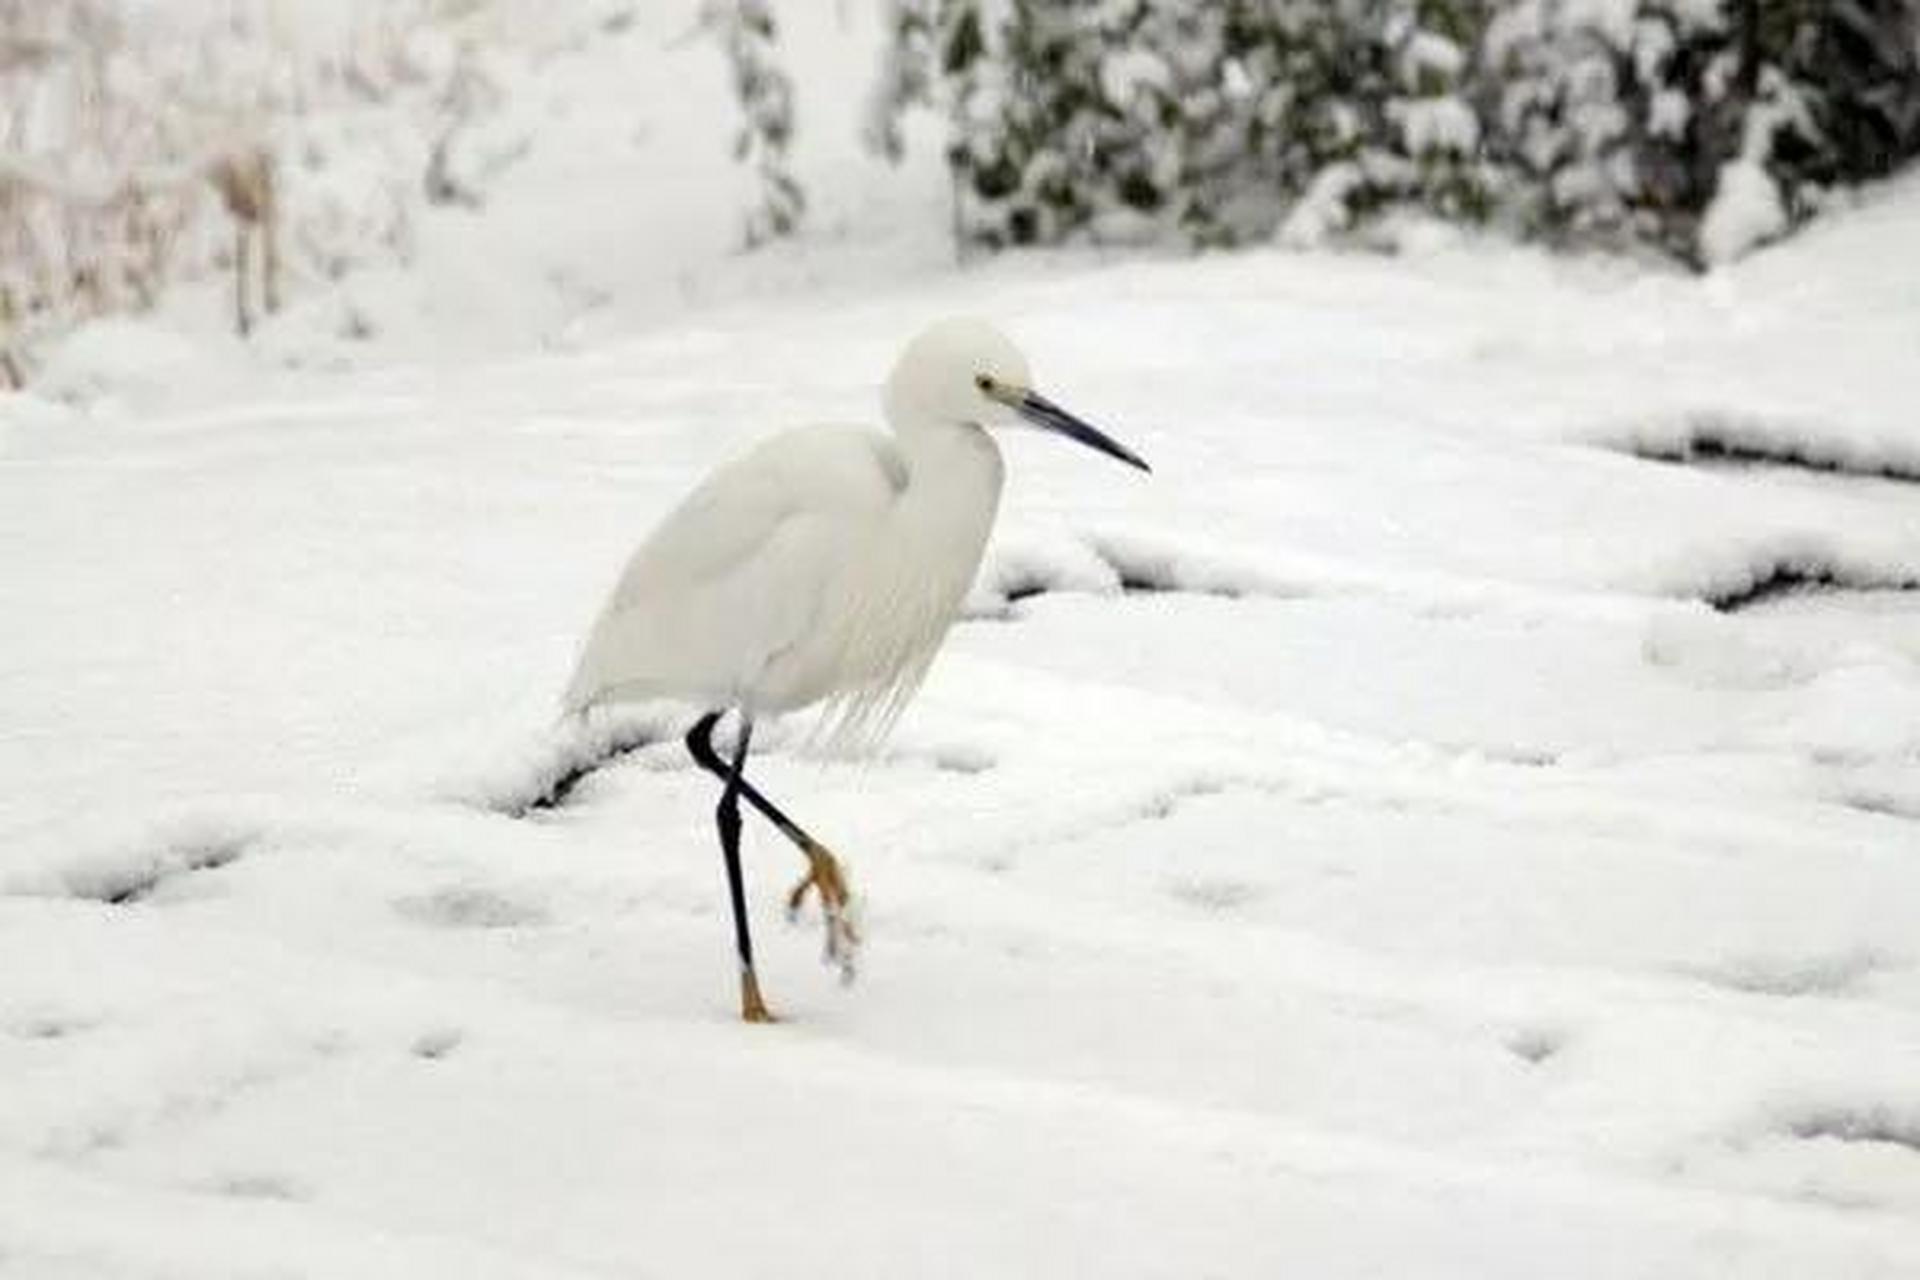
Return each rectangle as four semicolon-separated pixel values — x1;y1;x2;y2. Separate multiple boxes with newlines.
5;7;1920;1277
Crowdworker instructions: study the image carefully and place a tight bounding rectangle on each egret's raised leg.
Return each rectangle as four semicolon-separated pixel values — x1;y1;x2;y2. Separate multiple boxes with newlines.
709;712;774;1023
685;714;860;979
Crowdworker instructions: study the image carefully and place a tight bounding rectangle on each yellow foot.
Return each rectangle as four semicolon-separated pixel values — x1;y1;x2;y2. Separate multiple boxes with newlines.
786;840;862;983
740;969;778;1024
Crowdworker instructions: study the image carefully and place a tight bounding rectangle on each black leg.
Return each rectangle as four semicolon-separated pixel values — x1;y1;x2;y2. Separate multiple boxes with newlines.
700;711;773;1022
684;712;862;983
686;712;816;852
716;715;753;967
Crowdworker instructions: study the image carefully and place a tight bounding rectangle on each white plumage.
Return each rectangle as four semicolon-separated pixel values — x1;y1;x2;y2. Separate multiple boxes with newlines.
562;316;1147;1021
567;318;1026;738
565;418;1001;744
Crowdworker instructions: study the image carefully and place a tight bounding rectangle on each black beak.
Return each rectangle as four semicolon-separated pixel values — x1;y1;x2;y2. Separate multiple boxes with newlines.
1016;390;1151;473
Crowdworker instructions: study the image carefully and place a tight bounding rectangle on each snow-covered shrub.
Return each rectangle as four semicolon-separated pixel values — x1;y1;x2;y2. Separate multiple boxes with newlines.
1483;1;1727;255
866;0;1493;249
1488;0;1920;263
863;0;945;163
423;41;522;211
1480;0;1808;260
705;0;804;245
1783;0;1920;185
869;0;1920;264
1276;0;1498;247
0;0;179;375
0;1;558;380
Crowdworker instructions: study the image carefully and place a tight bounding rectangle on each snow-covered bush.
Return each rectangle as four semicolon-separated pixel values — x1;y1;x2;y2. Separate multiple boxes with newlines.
869;0;1920;264
1489;0;1920;263
1486;1;1780;261
1483;0;1735;256
705;0;804;245
0;0;550;381
1781;0;1920;185
868;1;1494;249
863;0;945;163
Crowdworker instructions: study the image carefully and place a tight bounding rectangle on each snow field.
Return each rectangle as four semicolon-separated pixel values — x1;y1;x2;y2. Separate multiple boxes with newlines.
3;6;1920;1274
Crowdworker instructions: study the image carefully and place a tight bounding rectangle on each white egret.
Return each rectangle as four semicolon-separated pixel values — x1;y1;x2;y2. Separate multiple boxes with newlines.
565;317;1149;1022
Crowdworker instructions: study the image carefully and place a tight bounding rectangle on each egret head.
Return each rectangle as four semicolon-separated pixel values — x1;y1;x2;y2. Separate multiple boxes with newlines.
884;317;1150;472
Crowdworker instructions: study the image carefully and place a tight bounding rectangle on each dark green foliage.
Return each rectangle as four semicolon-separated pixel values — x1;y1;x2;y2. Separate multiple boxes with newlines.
920;0;1497;249
1785;0;1920;181
1488;0;1920;262
865;0;1920;264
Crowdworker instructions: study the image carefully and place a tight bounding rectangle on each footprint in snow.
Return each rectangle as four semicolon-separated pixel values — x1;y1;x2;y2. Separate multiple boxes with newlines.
919;742;997;774
1503;1025;1568;1065
1836;788;1920;821
1784;1104;1920;1156
45;825;257;906
1167;876;1263;912
394;885;548;930
1691;947;1893;999
410;1027;465;1060
7;1010;99;1041
207;1171;310;1202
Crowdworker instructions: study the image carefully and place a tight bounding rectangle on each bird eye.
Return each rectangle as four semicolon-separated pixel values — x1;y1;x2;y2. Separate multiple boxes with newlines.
975;374;994;393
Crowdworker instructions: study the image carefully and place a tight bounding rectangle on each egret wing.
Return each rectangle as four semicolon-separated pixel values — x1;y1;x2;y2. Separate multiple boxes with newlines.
565;427;905;712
